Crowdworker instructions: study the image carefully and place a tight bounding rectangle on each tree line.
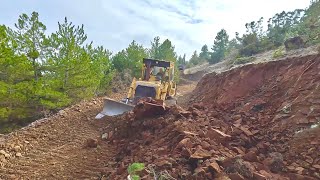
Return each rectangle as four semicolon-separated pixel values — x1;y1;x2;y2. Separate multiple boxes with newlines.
2;1;318;131
0;12;179;131
187;0;320;66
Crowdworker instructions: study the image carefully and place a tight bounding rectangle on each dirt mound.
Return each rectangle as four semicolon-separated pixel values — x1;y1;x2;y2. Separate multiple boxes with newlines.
189;54;320;178
99;54;320;179
99;104;317;179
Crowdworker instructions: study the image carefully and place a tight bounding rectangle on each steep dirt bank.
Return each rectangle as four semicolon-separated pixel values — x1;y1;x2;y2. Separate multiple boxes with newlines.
188;53;320;178
103;54;320;179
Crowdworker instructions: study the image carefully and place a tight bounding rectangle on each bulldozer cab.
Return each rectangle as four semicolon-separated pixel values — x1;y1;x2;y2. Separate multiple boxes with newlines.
142;58;174;82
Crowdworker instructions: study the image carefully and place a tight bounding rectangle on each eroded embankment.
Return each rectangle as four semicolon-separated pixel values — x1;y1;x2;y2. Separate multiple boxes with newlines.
104;54;320;179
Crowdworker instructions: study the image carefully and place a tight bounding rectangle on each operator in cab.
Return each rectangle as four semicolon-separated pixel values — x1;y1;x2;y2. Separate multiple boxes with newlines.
156;68;164;80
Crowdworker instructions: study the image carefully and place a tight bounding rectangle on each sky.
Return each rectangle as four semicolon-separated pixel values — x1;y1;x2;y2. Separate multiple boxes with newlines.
0;0;311;59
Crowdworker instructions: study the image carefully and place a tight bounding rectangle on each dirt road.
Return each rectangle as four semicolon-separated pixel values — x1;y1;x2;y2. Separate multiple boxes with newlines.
0;80;198;179
0;98;114;179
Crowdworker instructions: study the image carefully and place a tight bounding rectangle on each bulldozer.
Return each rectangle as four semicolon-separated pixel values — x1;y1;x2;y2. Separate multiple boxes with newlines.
95;58;177;119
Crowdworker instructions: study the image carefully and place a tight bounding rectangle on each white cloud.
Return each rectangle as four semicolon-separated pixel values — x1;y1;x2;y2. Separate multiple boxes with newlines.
0;0;311;59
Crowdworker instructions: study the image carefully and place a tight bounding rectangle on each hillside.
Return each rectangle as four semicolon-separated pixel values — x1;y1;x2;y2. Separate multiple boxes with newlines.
1;2;320;179
184;45;319;76
0;52;319;179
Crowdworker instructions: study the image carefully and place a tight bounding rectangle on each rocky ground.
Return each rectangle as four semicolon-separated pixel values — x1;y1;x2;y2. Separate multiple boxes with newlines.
0;94;122;179
100;54;320;180
0;53;320;180
0;78;198;179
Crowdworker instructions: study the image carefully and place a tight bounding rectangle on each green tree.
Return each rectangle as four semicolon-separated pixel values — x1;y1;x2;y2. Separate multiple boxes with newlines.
149;37;179;80
86;45;113;95
149;37;178;62
267;9;304;46
209;29;229;64
1;12;116;132
177;54;187;67
159;39;179;80
112;50;128;71
245;17;265;39
177;55;183;65
149;36;161;59
199;44;210;61
0;25;34;123
297;0;320;44
8;11;47;81
182;54;186;64
6;12;68;116
239;33;260;56
48;17;101;102
189;51;200;66
111;41;147;78
227;38;240;50
126;40;148;77
158;39;177;61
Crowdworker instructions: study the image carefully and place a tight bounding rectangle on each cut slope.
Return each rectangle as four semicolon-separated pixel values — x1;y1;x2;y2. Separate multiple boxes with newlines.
189;54;320;178
191;54;320;131
104;54;320;179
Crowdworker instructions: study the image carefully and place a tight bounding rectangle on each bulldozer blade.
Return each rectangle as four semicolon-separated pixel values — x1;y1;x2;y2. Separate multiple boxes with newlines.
95;98;134;119
133;97;167;119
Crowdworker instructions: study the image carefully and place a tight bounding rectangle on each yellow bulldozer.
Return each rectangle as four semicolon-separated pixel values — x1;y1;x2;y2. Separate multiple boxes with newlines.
95;58;177;119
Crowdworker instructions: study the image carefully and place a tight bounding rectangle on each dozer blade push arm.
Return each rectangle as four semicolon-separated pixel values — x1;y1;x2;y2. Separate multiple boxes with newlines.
125;78;136;103
160;83;169;100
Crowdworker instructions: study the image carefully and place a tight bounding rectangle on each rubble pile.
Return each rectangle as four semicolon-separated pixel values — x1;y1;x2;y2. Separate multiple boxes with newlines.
102;54;320;179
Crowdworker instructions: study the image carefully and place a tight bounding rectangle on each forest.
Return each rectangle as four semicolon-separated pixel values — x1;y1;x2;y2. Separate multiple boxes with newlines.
0;13;179;132
1;0;319;132
187;0;320;67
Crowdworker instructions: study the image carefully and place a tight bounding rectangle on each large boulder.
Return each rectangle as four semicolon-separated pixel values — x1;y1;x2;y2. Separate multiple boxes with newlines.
284;36;304;50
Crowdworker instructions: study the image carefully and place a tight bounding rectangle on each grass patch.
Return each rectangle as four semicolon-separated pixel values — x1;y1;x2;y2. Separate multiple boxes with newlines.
273;47;286;59
232;56;256;65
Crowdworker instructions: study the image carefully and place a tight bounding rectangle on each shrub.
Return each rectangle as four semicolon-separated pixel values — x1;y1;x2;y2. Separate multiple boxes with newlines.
239;44;259;57
273;47;285;59
224;48;239;62
127;163;145;180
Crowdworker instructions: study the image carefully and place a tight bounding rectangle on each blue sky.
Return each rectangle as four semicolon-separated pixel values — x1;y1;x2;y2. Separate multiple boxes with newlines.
0;0;311;59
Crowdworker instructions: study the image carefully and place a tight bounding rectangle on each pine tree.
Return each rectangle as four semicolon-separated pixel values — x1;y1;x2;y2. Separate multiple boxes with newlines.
199;45;210;61
0;25;34;122
210;29;229;64
8;11;47;82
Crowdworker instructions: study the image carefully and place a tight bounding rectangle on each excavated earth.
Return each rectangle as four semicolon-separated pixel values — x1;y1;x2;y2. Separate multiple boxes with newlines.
104;54;320;179
1;54;320;180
